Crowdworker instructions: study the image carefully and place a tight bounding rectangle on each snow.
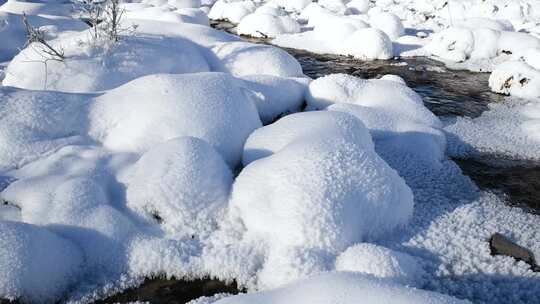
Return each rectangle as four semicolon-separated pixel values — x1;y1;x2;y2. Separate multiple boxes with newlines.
1;0;540;302
237;13;300;38
207;272;469;304
125;137;233;237
212;41;303;77
335;243;424;286
0;220;84;303
3;30;211;92
232;111;414;253
237;74;310;124
307;73;445;169
208;0;255;23
88;72;262;167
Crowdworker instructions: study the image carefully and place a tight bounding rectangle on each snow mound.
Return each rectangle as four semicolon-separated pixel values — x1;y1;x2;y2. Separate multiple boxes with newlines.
335;243;424;286
242;110;374;165
212;41;303;77
0;221;83;303
126;137;233;237
232;111;414;252
272;0;311;13
307;74;444;169
124;6;209;25
208;0;255;23
2;31;210;92
88;72;262;167
237;74;309;124
0;87;89;171
489;60;540;99
237;13;300;38
369;12;404;40
340;28;394;60
209;272;469;304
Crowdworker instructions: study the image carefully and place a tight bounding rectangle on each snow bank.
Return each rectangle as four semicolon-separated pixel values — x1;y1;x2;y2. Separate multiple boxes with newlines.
88;72;261;167
0;12;86;61
237;13;300;38
0;221;83;303
124;6;209;25
307;74;445;169
126;137;232;237
2;30;210;92
209;272;469;304
335;243;424;286
232;111;414;252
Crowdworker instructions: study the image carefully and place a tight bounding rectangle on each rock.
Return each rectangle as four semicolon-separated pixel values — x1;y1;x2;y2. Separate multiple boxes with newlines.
489;233;539;271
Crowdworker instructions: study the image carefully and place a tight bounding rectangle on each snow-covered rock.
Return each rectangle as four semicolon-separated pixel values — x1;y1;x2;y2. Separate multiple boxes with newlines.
489;60;540;98
0;221;84;303
88;72;262;167
369;12;404;40
237;74;309;124
232;111;414;252
126;137;233;236
212;41;303;77
237;13;301;38
340;28;394;60
208;0;255;23
335;243;425;286
307;74;445;169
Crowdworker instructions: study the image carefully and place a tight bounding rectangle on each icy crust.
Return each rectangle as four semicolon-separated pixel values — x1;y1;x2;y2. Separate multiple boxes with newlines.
306;74;445;169
88;72;261;168
444;98;540;160
0;221;84;303
208;272;470;304
125;137;233;237
233;111;414;252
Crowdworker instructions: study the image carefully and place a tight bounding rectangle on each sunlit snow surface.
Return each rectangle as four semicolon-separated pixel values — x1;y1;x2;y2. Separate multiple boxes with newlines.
0;0;539;303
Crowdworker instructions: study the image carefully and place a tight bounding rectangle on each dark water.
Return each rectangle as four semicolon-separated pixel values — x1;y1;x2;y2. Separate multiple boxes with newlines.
95;278;240;304
89;22;540;304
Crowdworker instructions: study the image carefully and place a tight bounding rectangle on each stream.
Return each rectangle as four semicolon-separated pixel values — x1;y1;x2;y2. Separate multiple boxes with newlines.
94;22;540;303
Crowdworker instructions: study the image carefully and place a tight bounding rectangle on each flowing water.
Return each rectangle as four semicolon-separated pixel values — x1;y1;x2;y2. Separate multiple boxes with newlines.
92;23;540;303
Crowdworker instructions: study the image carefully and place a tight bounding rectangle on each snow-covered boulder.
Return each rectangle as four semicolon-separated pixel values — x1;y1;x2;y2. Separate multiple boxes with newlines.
307;74;445;169
237;13;301;38
340;28;394;60
237;74;309;124
232;111;414;252
126;137;233;236
489;60;540;98
168;0;201;8
346;0;370;14
369;12;404;40
2;31;210;92
335;243;424;286
208;0;255;23
210;272;469;304
212;41;303;77
0;221;84;303
88;72;262;167
242;110;374;165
